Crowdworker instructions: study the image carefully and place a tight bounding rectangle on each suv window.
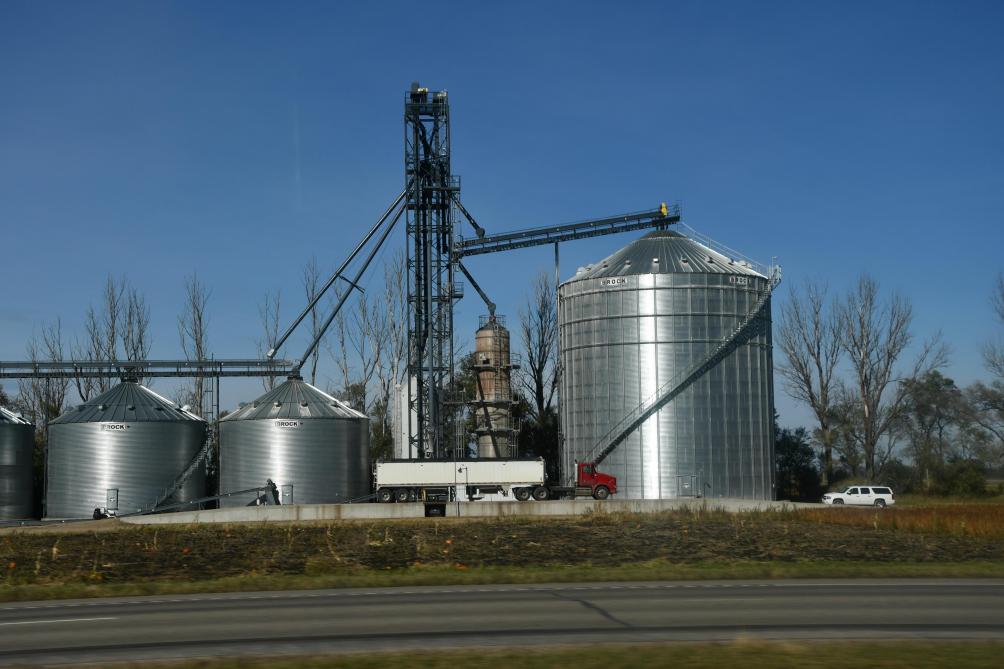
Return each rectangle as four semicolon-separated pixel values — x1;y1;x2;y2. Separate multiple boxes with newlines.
847;488;858;495
873;487;891;495
859;488;870;494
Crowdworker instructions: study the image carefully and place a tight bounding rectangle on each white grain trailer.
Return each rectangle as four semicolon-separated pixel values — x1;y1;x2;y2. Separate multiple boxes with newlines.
374;458;546;504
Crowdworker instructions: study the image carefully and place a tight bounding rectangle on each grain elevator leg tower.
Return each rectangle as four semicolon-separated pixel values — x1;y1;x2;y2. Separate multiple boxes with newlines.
405;83;458;458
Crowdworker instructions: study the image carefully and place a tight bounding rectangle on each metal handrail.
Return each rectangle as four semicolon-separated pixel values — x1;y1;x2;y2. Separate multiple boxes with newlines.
676;223;770;277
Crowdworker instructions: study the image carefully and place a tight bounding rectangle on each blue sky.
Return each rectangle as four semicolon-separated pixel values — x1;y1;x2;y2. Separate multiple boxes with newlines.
1;0;1002;427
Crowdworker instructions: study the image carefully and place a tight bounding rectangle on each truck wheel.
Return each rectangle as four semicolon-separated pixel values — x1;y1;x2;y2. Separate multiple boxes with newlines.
593;485;610;500
532;486;549;501
874;499;886;508
395;488;410;503
514;487;531;502
833;499;844;505
377;488;393;503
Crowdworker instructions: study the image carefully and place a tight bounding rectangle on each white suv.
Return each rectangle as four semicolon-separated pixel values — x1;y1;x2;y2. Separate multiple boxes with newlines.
821;486;896;507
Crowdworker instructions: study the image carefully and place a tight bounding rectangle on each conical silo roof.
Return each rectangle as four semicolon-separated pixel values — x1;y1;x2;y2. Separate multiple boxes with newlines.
50;381;204;424
568;229;765;281
0;407;31;425
222;377;366;421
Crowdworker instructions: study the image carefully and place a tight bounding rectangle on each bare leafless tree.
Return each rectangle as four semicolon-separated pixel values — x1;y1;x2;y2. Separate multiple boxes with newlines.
101;275;125;363
837;275;946;480
362;250;410;459
375;250;408;408
178;274;211;414
985;272;1004;379
348;292;384;412
76;276;124;395
72;308;102;401
18;321;70;441
301;256;323;385
327;286;352;395
776;282;842;485
122;286;152;362
518;272;558;420
257;290;282;391
70;276;151;399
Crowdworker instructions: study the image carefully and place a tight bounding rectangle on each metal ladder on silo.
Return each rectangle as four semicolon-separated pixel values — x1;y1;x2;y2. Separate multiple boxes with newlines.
587;266;781;467
148;379;221;510
148;431;213;511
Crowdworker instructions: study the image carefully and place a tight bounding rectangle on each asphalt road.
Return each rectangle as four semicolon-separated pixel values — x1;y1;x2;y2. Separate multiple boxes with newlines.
0;579;1002;665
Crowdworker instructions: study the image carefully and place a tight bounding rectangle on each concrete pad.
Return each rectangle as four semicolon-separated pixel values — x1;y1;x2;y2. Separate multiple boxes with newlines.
120;497;815;525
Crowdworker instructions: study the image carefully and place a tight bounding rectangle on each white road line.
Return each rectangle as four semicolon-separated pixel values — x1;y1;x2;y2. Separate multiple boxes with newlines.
0;617;117;627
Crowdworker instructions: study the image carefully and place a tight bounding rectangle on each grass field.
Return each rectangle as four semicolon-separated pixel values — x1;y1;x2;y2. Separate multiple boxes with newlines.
94;642;1004;669
795;503;1004;539
2;505;1003;601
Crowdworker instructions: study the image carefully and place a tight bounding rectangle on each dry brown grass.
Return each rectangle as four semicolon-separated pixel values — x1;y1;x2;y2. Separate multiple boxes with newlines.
118;641;1004;669
797;504;1004;540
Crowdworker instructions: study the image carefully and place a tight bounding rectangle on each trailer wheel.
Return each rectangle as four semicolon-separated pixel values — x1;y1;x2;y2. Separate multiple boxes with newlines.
377;488;394;503
514;487;531;502
592;485;610;500
532;486;549;501
395;488;410;503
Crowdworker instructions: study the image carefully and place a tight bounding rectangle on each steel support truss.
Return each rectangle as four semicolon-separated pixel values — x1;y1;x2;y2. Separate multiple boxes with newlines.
405;84;459;458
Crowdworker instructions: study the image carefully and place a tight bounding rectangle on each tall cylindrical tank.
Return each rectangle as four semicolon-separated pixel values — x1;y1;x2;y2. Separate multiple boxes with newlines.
473;317;515;458
219;376;370;506
0;407;35;520
46;381;207;518
559;229;775;500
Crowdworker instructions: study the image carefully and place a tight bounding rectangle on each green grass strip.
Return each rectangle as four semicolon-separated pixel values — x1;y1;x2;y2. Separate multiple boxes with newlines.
2;559;1003;603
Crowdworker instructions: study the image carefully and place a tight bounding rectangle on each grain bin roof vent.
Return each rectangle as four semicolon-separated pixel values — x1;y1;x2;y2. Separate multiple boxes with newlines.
563;227;766;281
50;382;203;424
222;377;365;421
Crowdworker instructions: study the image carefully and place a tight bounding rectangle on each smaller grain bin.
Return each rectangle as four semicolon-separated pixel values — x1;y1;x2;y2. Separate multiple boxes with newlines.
219;376;370;506
471;316;518;458
0;406;34;520
46;381;207;519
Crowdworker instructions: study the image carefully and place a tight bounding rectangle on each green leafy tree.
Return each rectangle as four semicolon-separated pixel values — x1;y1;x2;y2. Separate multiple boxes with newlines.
368;396;394;462
965;382;1004;471
900;371;967;491
774;418;822;501
938;458;988;497
517;402;561;482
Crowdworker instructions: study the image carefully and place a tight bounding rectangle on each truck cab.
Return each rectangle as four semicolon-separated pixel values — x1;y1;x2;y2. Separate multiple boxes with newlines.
576;461;617;500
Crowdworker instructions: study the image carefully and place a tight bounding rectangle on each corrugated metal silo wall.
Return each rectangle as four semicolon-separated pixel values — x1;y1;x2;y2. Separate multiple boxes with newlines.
559;272;775;499
219;418;371;506
0;424;35;519
45;422;206;518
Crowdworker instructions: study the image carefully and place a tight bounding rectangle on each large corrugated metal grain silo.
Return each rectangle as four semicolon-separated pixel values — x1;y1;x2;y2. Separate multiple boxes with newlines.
46;382;207;518
559;229;775;500
0;407;35;520
219;376;370;506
